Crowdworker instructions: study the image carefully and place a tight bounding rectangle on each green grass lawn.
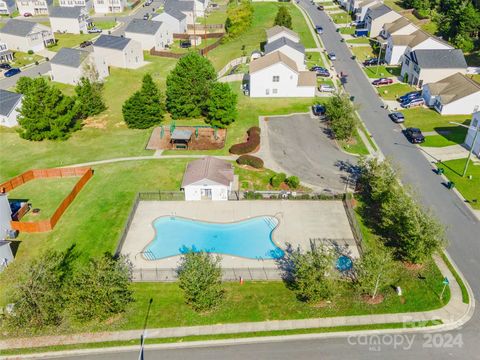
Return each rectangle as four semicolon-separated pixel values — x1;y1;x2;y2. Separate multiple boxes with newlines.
351;46;375;61
469;74;480;85
7;177;80;221
200;0;228;24
346;38;370;44
330;12;351;24
338;128;369;156
10;51;43;68
339;26;355;35
235;164;308;191
306;51;325;68
376;83;416;100
169;38;218;54
363;65;401;78
402;108;470;132
92;20;117;30
207;2;315;71
421;128;468;148
48;33;97;52
437;159;480;209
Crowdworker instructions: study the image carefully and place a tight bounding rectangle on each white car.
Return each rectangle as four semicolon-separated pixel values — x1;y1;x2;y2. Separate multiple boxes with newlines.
319;84;335;92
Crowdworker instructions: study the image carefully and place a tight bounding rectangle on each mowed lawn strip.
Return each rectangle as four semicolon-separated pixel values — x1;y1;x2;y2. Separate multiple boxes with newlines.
402;108;470;132
376;83;416;100
48;33;97;52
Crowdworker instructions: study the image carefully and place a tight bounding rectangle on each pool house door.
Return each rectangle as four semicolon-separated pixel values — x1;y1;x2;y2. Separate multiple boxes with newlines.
201;188;212;200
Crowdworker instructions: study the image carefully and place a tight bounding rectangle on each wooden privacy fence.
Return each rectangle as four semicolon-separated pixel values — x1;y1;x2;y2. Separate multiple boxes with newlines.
0;167;93;233
173;32;224;39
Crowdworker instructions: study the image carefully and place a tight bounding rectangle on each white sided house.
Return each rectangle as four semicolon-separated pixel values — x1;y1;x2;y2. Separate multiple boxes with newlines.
152;8;187;34
264;36;306;70
0;89;22;128
0;0;16;15
0;19;55;53
16;0;52;15
93;0;126;14
0;42;13;63
266;25;300;44
124;19;172;51
422;73;480;115
181;157;235;201
465;111;480;158
355;0;382;22
49;6;90;34
365;4;401;38
401;49;467;88
164;0;195;24
249;51;316;98
93;34;143;69
59;0;91;9
50;47;108;85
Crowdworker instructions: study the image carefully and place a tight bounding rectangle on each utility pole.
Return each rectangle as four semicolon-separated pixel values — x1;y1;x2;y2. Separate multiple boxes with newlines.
450;120;480;177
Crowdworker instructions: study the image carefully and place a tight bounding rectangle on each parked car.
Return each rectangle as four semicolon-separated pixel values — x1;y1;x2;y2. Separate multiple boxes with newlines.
317;5;324;10
312;104;326;116
79;40;93;48
180;41;191;48
404;127;425;144
398;91;421;103
319;84;335;92
316;26;323;34
23;12;32;17
143;13;149;20
145;0;153;5
316;69;331;77
4;68;21;77
401;97;425;108
0;63;11;70
328;52;336;61
310;65;325;72
388;111;405;123
363;58;384;66
88;27;102;34
372;78;393;86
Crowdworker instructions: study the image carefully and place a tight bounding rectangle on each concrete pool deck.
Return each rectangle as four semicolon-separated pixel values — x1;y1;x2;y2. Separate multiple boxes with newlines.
120;200;358;276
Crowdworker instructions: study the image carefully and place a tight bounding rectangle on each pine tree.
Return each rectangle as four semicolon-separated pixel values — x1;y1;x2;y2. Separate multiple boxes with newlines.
74;77;106;119
274;6;293;29
205;82;237;127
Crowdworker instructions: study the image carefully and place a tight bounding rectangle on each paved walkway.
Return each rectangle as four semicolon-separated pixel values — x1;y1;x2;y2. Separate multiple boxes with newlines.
421;144;472;162
0;255;472;351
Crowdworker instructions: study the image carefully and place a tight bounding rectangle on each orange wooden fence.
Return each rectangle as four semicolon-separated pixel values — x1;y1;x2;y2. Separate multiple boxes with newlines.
0;167;93;233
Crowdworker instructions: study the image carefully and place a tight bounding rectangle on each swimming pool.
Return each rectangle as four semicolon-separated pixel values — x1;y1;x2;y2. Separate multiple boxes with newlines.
144;216;284;260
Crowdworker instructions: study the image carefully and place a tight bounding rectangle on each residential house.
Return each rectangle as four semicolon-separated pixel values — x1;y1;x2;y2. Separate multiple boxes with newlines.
266;25;300;44
264;36;306;70
0;42;13;63
354;0;382;22
50;47;108;85
380;17;416;39
249;51;316;98
0;193;14;271
93;0;126;13
152;8;187;34
422;73;480;115
59;0;91;9
181;157;235;201
0;19;55;52
400;49;467;87
0;241;14;272
465;111;480;158
16;0;52;15
164;0;195;24
124;19;172;51
93;34;143;69
385;29;452;65
0;89;22;128
365;4;401;37
0;0;16;15
49;6;90;34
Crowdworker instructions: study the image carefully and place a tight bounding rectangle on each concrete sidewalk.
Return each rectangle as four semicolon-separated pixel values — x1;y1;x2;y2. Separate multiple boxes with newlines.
0;255;473;351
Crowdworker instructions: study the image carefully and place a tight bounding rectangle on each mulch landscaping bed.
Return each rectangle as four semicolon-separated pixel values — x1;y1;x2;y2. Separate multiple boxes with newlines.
146;126;226;150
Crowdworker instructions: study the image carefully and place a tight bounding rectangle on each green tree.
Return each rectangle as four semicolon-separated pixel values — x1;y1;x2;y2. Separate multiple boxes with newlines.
205;82;237;127
123;73;164;128
177;250;224;311
223;0;254;40
274;6;293;29
288;243;336;303
68;254;133;321
325;93;358;140
17;77;78;141
355;244;396;299
74;77;106;119
166;52;216;119
15;76;33;94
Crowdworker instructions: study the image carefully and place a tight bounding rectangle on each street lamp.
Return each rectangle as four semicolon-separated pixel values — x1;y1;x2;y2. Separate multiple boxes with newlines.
449;121;480;177
369;38;386;76
138;298;154;360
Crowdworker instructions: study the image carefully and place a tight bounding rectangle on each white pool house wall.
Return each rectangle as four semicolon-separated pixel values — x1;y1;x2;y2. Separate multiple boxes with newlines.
183;180;231;201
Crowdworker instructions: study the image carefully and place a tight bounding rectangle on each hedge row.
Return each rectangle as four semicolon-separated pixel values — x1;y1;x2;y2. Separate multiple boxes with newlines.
236;155;264;169
229;127;260;154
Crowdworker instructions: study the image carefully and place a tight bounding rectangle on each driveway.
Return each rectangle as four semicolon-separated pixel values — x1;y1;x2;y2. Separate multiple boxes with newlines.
261;113;357;192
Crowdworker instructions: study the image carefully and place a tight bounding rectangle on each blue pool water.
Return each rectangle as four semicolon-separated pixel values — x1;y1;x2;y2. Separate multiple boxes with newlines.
144;216;284;260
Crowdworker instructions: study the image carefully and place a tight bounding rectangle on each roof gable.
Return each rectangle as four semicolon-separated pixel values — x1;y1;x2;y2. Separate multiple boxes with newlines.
162;8;187;20
94;34;131;50
266;26;299;42
367;4;393;19
427;73;480;105
410;49;467;69
49;6;84;18
0;89;22;117
0;19;37;36
51;47;89;68
249;51;298;74
125;19;162;35
181;157;234;187
264;36;305;55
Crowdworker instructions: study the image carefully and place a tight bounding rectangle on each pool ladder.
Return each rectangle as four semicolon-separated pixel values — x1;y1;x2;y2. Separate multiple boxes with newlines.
263;217;277;230
142;250;156;260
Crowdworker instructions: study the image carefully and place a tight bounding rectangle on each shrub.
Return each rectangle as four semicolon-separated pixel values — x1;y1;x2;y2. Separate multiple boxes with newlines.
285;176;300;189
270;172;286;187
236;154;264;169
229;126;260;154
27;50;33;55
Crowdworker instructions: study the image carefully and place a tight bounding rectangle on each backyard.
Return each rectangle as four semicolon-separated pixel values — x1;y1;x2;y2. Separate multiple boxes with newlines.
402;108;471;132
10;51;43;68
48;33;97;52
363;65;401;79
376;83;416;100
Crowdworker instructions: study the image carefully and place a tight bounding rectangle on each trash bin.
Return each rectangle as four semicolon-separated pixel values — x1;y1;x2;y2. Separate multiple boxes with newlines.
350;96;355;101
351;55;356;60
447;181;455;189
437;168;444;175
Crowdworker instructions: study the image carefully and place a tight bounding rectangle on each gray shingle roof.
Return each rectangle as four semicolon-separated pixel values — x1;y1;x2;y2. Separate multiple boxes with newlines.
94;34;131;50
2;0;16;8
164;7;187;20
164;0;194;12
367;4;392;20
51;47;89;67
125;19;162;35
49;6;84;18
264;36;305;55
0;89;22;117
0;19;36;37
410;49;467;69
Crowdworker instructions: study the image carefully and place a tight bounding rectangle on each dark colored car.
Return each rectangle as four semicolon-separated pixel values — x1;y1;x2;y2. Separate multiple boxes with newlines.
23;12;32;17
404;127;425;144
388;111;405;123
310;65;326;72
79;40;93;48
0;63;11;70
145;0;153;5
317;5;324;10
143;13;149;20
180;41;191;48
363;58;384;66
398;91;421;103
316;69;331;77
4;68;21;77
328;52;336;61
372;78;393;86
312;104;326;116
316;26;323;34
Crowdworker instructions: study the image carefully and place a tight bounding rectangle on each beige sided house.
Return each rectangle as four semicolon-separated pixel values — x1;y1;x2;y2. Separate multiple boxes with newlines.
164;0;195;24
50;47;109;85
49;6;90;34
124;19;172;51
59;0;91;9
365;4;401;38
0;19;55;53
266;25;300;44
16;0;51;15
93;34;143;69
